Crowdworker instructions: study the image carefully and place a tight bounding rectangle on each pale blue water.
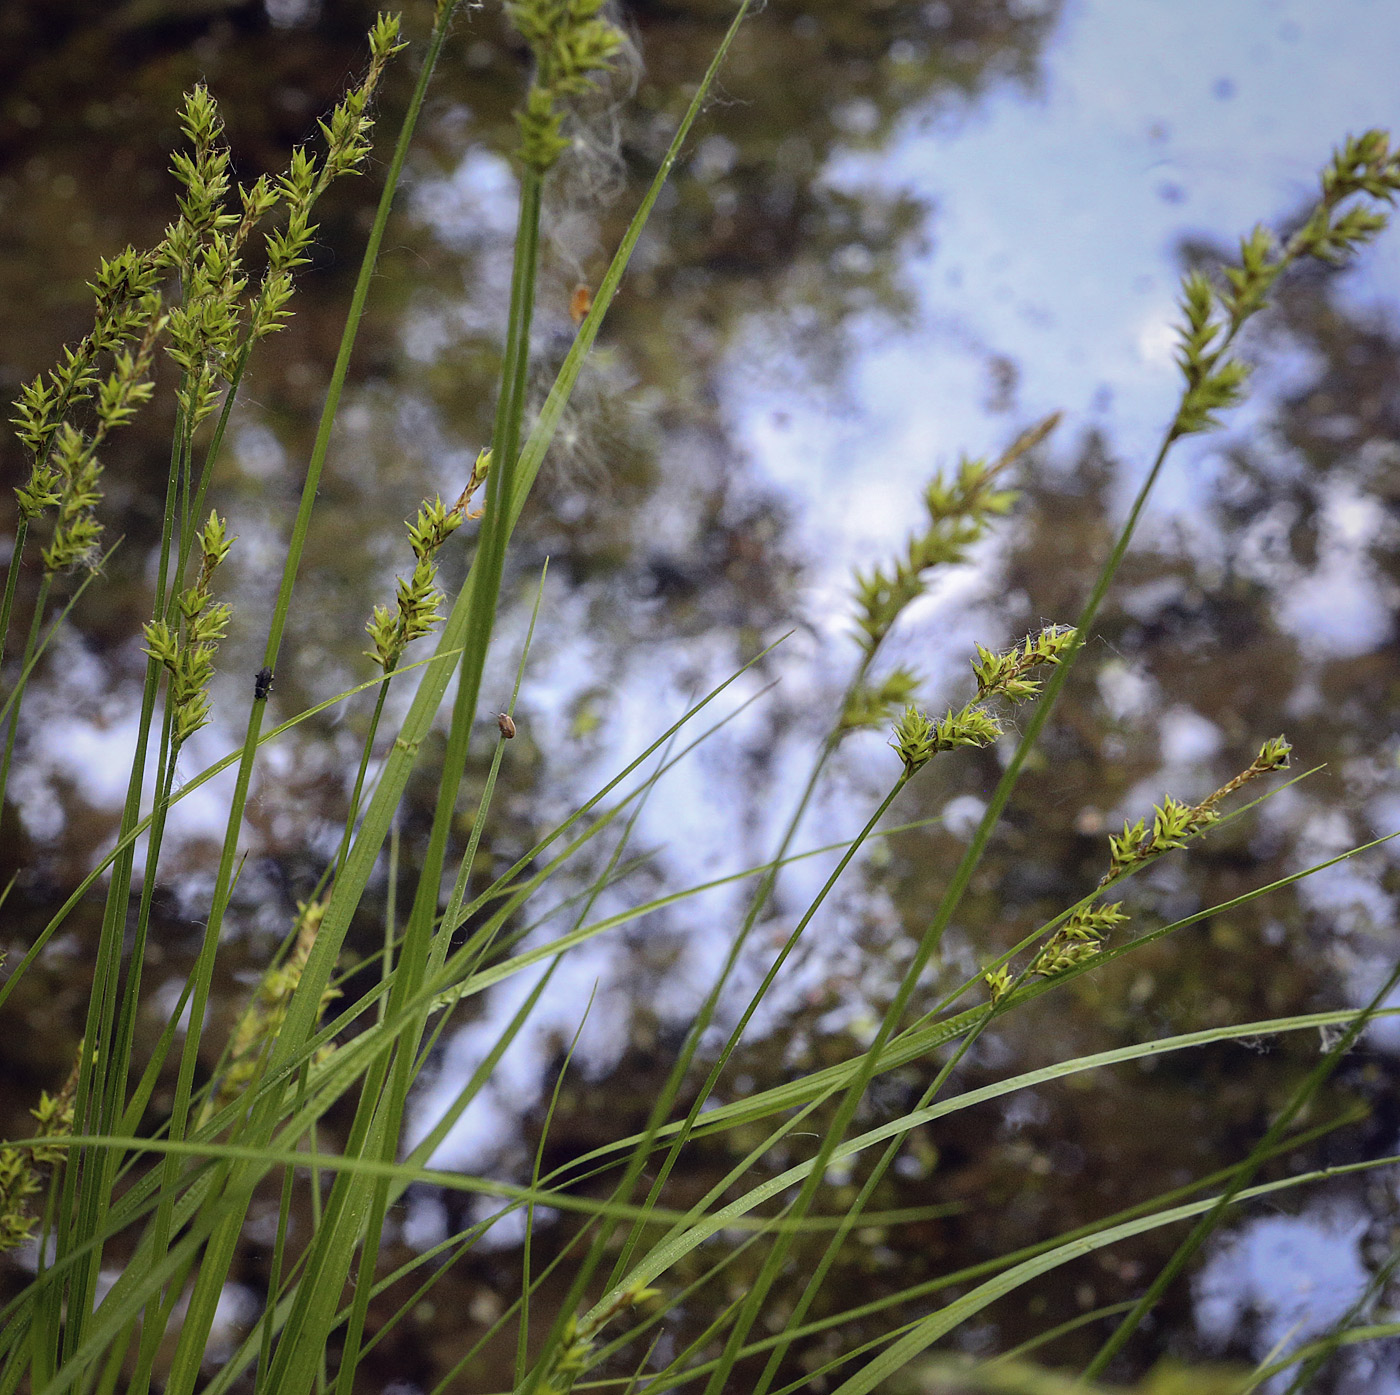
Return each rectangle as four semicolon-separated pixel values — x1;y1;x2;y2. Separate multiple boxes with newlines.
16;0;1400;1378
395;5;1400;1382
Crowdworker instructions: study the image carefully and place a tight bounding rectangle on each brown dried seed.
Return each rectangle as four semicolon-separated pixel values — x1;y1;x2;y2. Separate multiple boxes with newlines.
497;712;516;739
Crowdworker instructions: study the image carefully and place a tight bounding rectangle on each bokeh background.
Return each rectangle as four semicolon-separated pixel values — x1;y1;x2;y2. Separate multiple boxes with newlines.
4;0;1400;1389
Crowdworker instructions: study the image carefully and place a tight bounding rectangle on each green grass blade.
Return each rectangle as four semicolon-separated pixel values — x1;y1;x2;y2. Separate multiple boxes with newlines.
826;1153;1400;1395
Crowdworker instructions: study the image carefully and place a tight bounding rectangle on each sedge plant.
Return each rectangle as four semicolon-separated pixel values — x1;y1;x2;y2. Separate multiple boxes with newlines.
0;5;1398;1395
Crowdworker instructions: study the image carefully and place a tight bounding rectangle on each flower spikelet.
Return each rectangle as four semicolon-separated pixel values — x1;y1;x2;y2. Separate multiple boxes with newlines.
970;625;1078;703
1100;736;1293;887
0;1050;80;1253
203;900;340;1126
365;494;466;673
841;666;922;732
1028;902;1130;981
890;705;938;776
1168;129;1400;442
984;966;1013;1004
143;511;234;747
506;0;626;173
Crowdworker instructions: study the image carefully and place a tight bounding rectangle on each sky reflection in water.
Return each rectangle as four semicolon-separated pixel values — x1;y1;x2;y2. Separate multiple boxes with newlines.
395;2;1400;1377
8;0;1400;1377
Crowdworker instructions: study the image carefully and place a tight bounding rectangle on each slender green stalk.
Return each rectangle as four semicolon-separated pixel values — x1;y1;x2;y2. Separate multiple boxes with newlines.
254;1061;315;1393
434;563;549;984
316;173;552;1395
132;16;452;1395
824;1150;1400;1395
264;158;548;1395
148;19;754;1395
1247;1322;1400;1391
54;400;187;1363
519;996;596;1385
699;143;1400;1393
381;821;400;1023
333;680;392;881
1084;948;1400;1379
335;570;549;1395
0;519;30;673
0;570;51;827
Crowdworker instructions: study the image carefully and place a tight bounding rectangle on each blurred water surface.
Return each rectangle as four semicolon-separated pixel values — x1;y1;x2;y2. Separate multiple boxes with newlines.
4;0;1400;1388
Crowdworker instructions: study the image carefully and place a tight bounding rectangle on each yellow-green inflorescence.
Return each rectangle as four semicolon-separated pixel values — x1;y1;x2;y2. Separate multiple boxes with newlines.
142;511;234;748
505;0;627;173
841;414;1060;735
0;1050;79;1254
539;1284;662;1394
162;15;404;427
17;296;165;576
983;735;1293;1004
202;899;340;1127
851;456;1018;666
889;624;1077;778
9;15;405;581
1027;902;1130;983
1101;735;1291;887
11;249;165;568
841;666;922;733
365;447;492;673
1170;130;1400;443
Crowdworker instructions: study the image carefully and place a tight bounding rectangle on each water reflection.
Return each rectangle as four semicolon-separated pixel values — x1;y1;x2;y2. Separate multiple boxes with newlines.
4;0;1400;1387
1195;1204;1371;1389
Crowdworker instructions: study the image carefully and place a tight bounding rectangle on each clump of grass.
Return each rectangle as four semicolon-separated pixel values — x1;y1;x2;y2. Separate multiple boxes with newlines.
199;900;339;1130
0;1050;77;1254
0;6;1398;1395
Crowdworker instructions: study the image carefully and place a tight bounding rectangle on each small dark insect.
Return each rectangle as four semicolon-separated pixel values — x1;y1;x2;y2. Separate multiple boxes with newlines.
254;666;275;701
497;711;516;739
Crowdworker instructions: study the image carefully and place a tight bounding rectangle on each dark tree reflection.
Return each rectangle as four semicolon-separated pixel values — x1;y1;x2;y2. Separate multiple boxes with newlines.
11;4;1400;1391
